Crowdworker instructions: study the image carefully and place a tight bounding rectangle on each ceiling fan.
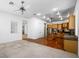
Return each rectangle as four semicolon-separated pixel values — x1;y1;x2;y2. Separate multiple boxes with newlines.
9;1;31;15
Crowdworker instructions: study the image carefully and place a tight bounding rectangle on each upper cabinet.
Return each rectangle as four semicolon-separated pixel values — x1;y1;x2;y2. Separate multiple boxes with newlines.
47;15;75;30
69;15;75;29
47;24;53;28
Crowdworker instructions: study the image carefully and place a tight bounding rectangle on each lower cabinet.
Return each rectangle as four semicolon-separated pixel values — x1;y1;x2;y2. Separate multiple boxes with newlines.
64;39;78;54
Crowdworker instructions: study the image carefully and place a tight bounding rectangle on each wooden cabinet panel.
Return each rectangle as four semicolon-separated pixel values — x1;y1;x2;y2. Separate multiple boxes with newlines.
64;40;77;54
52;24;57;29
69;15;75;29
58;24;62;29
47;24;53;28
47;24;58;29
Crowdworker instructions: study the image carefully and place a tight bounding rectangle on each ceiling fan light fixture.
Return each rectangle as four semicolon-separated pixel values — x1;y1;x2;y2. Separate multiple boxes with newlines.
21;1;24;4
20;7;26;11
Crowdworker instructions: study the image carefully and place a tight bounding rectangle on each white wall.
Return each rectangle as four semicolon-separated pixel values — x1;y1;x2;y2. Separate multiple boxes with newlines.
75;0;79;56
0;10;46;43
0;11;26;44
27;17;45;39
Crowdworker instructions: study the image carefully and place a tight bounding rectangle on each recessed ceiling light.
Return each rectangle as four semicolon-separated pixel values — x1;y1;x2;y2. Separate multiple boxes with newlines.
43;16;46;19
52;8;58;11
36;13;41;16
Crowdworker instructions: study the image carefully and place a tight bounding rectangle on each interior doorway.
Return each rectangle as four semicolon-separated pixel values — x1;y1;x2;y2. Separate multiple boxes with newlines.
22;20;28;39
44;23;47;38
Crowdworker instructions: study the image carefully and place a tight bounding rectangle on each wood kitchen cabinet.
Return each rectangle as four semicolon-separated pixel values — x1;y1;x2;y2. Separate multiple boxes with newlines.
64;38;78;54
69;15;75;29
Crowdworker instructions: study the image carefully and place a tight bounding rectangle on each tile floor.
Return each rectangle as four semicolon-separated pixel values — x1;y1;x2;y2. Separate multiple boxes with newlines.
0;40;78;58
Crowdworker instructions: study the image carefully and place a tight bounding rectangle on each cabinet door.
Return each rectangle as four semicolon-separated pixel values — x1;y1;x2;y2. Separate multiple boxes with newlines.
64;40;77;54
69;15;75;29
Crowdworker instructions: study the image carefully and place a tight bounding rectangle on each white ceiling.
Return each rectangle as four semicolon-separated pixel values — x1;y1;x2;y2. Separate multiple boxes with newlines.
0;0;77;22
